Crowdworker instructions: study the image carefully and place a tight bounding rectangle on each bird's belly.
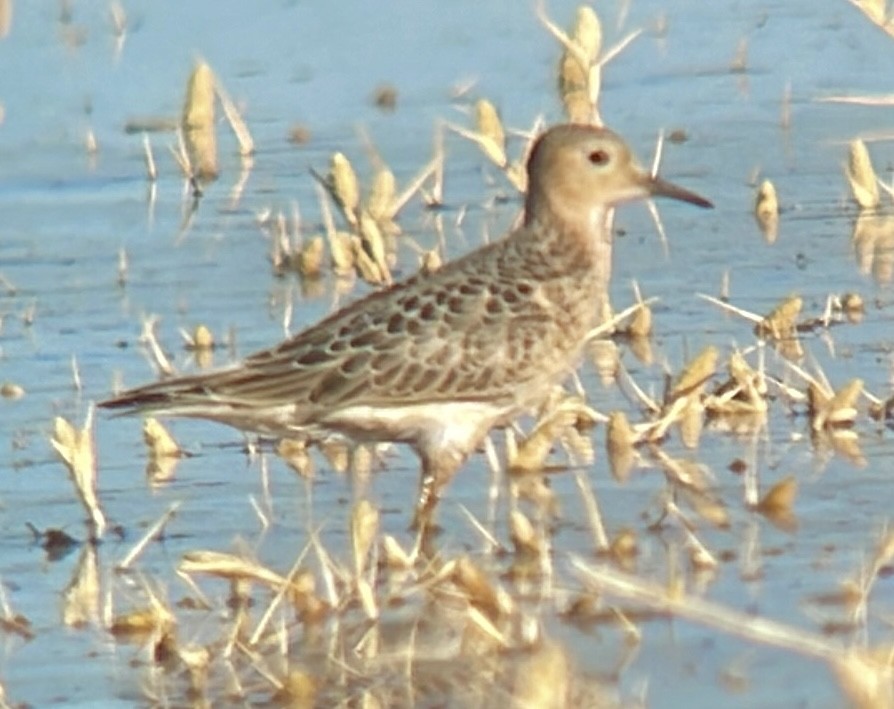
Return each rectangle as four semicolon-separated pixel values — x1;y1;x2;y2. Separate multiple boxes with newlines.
321;400;510;451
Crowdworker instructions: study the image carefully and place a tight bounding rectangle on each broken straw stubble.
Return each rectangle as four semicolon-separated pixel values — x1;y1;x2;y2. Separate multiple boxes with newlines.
182;60;218;181
50;407;106;538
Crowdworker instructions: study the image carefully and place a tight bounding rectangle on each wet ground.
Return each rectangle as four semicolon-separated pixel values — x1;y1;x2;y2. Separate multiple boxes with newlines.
3;0;894;706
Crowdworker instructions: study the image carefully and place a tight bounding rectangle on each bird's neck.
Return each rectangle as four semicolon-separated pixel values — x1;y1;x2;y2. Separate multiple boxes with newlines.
523;196;613;266
520;198;616;327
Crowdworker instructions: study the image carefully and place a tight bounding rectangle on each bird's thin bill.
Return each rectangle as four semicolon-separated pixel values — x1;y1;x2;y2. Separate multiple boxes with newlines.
649;175;713;209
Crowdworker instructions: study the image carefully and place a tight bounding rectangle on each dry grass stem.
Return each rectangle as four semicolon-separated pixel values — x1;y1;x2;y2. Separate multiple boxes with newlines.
420;248;443;274
625;301;652;338
183;323;214;351
367;165;396;226
139;315;175;377
109;603;174;641
538;1;641;124
392;153;443;217
178;551;328;620
0;576;33;640
61;546;102;628
730;38;748;73
228;156;253;209
170;128;191;178
350;499;379;578
705;350;768;416
277;438;313;477
669;345;719;402
846;139;881;209
0;272;16;295
298;236;325;278
847;0;894;37
214;75;254;156
428;121;448;206
586;296;660;341
809;378;863;431
510;396;598;474
509;509;543;557
448;102;531;192
109;1;127;38
571;557;894;706
70;354;82;392
142;417;180;458
117;247;128;286
358;211;392;284
249;539;316;645
606;411;638;482
697;292;763;324
574;469;609;553
756;295;803;341
754;179;780;241
380;534;414;570
0;0;11;39
50;406;106;537
181;60;218;181
179;550;290;590
319;152;360;227
117;502;181;571
452;556;514;620
84;127;98;156
142;133;157;181
682;525;718;570
459;504;502;552
755;476;798;531
473;98;507;167
553;5;602;124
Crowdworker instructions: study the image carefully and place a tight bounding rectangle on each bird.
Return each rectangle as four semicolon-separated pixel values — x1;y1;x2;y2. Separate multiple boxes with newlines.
100;123;712;529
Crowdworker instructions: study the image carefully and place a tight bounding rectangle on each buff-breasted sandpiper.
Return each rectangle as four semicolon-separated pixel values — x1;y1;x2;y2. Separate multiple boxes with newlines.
101;123;712;528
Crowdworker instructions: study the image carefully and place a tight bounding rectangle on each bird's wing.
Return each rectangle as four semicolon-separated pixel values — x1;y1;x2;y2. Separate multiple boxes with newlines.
101;232;568;422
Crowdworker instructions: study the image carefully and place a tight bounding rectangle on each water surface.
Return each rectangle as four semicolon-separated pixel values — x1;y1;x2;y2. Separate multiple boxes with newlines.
2;1;894;706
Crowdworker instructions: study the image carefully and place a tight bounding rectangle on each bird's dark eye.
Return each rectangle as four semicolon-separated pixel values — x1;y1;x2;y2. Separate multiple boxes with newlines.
588;149;610;165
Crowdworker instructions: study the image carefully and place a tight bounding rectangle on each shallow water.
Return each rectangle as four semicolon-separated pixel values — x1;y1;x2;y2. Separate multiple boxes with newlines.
2;0;894;706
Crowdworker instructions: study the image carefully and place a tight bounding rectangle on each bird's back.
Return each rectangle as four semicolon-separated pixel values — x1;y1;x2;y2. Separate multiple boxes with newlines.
101;223;602;438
